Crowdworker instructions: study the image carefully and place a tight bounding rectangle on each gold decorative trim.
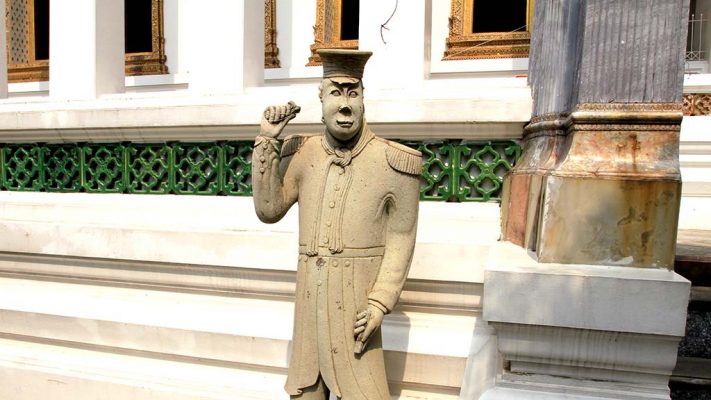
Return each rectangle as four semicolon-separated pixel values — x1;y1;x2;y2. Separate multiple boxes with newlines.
575;102;682;112
524;103;684;139
307;0;358;66
443;0;534;60
264;0;280;68
571;103;683;125
682;94;711;116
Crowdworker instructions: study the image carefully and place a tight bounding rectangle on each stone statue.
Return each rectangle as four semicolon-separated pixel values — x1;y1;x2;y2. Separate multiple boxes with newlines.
252;49;421;399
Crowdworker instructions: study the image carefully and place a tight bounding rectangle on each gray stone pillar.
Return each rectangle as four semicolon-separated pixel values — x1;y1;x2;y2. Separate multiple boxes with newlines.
501;0;689;268
480;1;693;398
500;0;582;250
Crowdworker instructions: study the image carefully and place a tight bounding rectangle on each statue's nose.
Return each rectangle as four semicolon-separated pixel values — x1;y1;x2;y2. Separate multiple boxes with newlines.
339;104;352;114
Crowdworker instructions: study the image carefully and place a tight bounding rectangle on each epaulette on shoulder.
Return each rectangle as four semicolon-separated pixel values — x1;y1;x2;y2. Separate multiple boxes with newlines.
281;134;315;157
385;141;422;176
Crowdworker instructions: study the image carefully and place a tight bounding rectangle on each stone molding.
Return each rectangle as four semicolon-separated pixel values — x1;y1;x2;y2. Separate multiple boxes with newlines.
482;242;691;399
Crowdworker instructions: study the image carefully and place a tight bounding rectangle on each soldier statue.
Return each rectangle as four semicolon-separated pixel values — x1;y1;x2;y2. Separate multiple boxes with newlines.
253;49;421;400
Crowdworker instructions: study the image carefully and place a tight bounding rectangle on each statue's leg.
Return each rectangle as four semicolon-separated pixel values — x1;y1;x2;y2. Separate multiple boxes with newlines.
290;375;330;400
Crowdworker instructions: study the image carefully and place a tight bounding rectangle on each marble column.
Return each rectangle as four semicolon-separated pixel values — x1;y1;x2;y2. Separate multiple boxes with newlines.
186;0;264;94
49;0;125;99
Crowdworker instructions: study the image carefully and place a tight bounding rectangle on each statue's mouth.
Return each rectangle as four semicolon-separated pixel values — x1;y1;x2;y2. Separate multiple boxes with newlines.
336;120;353;128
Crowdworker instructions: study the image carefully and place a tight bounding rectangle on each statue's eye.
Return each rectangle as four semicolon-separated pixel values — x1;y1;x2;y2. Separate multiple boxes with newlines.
348;91;359;98
330;90;341;96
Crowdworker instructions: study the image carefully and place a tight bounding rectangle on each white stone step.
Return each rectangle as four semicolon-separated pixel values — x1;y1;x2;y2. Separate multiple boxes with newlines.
0;276;483;398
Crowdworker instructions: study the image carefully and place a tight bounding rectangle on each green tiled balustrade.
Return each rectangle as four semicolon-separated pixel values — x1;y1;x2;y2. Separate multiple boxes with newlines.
0;140;519;202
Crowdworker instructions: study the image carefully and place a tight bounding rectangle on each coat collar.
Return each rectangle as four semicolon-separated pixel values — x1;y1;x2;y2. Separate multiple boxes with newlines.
321;120;374;166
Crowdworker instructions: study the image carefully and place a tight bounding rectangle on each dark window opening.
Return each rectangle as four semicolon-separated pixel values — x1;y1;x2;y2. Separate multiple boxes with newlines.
125;0;153;53
472;0;527;34
340;0;359;40
34;0;49;60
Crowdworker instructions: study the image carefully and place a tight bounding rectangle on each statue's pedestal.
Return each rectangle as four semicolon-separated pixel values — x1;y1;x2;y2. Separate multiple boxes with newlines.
479;243;690;400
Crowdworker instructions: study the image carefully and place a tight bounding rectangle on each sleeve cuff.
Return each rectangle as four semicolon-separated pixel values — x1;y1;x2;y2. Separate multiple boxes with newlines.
368;299;389;314
254;135;280;150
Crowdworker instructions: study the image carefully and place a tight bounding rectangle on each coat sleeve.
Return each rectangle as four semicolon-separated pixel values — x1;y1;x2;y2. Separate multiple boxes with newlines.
252;135;303;223
367;143;421;313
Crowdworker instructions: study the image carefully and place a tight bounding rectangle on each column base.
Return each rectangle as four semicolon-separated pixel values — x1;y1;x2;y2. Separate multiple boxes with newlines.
480;242;690;400
481;373;671;400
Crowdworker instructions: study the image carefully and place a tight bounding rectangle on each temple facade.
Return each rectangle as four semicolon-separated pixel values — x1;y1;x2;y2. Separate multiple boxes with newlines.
0;1;708;399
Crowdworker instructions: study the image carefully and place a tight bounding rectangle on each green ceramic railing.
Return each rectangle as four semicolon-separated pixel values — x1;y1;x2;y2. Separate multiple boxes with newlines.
0;140;520;201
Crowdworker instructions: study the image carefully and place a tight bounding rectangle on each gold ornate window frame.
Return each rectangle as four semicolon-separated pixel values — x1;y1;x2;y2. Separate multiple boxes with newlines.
6;0;48;82
443;0;534;60
306;0;358;66
125;0;168;76
264;0;280;68
6;0;168;83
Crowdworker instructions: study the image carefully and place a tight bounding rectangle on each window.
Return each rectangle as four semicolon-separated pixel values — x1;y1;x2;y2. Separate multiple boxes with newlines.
307;0;359;66
686;0;710;73
124;0;167;76
443;0;534;60
6;0;167;83
6;0;49;82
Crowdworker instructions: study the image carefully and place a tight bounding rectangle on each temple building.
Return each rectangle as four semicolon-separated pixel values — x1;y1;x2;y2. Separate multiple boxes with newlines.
0;0;708;399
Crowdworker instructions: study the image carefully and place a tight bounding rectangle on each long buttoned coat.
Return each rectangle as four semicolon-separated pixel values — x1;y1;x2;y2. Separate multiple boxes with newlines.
252;128;421;399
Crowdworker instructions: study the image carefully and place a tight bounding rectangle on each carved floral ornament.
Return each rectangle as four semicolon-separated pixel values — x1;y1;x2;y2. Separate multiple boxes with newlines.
683;93;711;115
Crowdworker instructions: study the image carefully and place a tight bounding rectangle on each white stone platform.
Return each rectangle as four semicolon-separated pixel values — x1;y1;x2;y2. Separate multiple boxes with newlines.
0;192;501;399
480;243;691;400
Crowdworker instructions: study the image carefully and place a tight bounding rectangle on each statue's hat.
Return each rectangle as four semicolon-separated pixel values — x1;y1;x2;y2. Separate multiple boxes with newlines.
317;49;372;81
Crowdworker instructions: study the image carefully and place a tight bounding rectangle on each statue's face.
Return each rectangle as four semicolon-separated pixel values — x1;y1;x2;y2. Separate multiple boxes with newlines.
320;78;364;142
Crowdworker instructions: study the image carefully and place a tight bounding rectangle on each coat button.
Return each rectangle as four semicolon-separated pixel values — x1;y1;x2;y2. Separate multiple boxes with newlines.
345;260;351;267
316;258;325;267
317;280;322;286
332;260;338;267
329;201;335;208
322;237;329;244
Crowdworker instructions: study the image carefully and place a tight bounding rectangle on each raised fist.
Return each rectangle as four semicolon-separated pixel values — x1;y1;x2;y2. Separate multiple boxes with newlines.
260;101;301;139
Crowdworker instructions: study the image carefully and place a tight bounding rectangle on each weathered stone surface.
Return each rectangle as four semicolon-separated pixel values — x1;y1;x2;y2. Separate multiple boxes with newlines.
529;0;582;116
575;0;689;104
253;50;420;399
504;0;689;267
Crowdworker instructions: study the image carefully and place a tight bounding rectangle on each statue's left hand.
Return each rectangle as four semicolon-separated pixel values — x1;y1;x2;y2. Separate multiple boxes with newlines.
353;304;385;354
